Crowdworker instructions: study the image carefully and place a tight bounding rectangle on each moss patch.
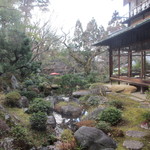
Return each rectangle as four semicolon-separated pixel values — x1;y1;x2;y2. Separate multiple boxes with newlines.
55;101;79;107
7;107;30;127
107;93;150;150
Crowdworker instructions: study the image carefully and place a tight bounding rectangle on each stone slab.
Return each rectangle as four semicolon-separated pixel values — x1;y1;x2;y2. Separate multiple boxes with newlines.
123;140;144;150
126;130;147;138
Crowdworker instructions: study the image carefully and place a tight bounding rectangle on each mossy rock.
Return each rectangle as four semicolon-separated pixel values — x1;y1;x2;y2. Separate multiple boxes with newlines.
5;91;21;107
54;101;82;118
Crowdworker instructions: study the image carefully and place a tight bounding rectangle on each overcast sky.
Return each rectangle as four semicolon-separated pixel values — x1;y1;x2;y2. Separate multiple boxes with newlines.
33;0;128;33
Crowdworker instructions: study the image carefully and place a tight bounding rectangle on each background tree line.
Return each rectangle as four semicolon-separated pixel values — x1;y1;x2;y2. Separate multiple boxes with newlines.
0;0;122;79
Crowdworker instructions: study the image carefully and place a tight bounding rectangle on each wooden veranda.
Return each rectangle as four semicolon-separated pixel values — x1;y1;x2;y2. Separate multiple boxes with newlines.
94;19;150;92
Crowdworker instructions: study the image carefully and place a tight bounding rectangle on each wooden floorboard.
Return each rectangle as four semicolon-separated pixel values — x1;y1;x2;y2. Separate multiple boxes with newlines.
110;76;150;87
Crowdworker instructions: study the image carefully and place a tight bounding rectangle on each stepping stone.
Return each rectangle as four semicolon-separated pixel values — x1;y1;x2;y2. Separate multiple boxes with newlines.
129;96;144;102
126;130;147;138
123;140;144;150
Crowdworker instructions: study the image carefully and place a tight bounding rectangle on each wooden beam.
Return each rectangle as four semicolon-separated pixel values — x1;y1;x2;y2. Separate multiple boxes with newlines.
141;51;144;79
109;48;113;78
128;49;132;77
118;49;121;84
143;51;146;79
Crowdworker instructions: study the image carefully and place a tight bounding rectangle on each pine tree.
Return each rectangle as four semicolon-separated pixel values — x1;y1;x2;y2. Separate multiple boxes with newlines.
65;18;105;75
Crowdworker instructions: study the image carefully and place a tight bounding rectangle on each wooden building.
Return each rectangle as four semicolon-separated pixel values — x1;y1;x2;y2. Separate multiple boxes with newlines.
94;0;150;92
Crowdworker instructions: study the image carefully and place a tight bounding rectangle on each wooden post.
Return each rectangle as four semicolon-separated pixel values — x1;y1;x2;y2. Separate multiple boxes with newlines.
109;48;113;84
143;51;146;79
141;51;144;79
118;48;120;84
128;48;132;77
140;51;145;94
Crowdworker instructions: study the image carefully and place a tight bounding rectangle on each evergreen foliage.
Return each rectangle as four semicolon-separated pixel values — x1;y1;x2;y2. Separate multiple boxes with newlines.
30;111;47;131
98;107;122;126
142;111;150;122
5;91;21;107
20;91;37;101
0;29;41;77
28;98;51;114
60;74;87;95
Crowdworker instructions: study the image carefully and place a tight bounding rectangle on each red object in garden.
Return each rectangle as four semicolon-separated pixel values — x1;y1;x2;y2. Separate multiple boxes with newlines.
50;72;60;75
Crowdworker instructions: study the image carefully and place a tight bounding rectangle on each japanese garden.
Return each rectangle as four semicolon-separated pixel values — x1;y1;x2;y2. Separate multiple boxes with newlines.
0;0;150;150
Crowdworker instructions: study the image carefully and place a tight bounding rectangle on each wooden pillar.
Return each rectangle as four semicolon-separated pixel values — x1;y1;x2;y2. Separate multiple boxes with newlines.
140;51;146;94
109;48;113;84
128;49;132;77
141;51;144;79
118;48;120;84
143;51;146;79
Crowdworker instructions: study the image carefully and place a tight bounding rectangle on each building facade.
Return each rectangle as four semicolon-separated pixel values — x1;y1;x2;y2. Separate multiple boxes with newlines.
94;0;150;92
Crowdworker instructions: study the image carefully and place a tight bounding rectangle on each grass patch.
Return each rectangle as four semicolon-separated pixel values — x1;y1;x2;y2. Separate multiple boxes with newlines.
107;93;150;150
56;101;79;107
6;107;30;127
6;107;54;147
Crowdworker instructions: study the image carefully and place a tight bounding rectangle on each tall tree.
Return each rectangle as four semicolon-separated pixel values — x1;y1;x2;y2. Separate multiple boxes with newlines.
107;10;126;34
0;30;37;77
18;0;50;24
63;18;106;75
0;1;41;76
27;20;61;62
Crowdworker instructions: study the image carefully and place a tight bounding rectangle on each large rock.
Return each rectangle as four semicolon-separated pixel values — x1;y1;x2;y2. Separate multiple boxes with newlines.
60;105;82;118
54;102;82;118
46;115;56;129
73;90;91;98
11;75;20;89
74;126;117;150
0;104;6;112
106;84;137;94
45;96;67;108
0;138;14;150
18;96;29;108
82;107;104;121
87;95;108;106
89;84;109;96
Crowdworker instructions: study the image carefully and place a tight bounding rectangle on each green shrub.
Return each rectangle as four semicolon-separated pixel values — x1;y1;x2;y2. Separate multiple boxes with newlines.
11;125;31;149
47;134;57;145
61;129;74;142
79;95;90;103
28;98;51;114
89;83;107;96
109;100;124;109
87;96;100;106
25;74;49;88
30;112;47;131
24;79;34;87
98;107;122;126
20;91;37;100
60;74;87;95
142;111;150;122
5;91;21;107
96;121;111;133
85;72;100;83
11;125;27;141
